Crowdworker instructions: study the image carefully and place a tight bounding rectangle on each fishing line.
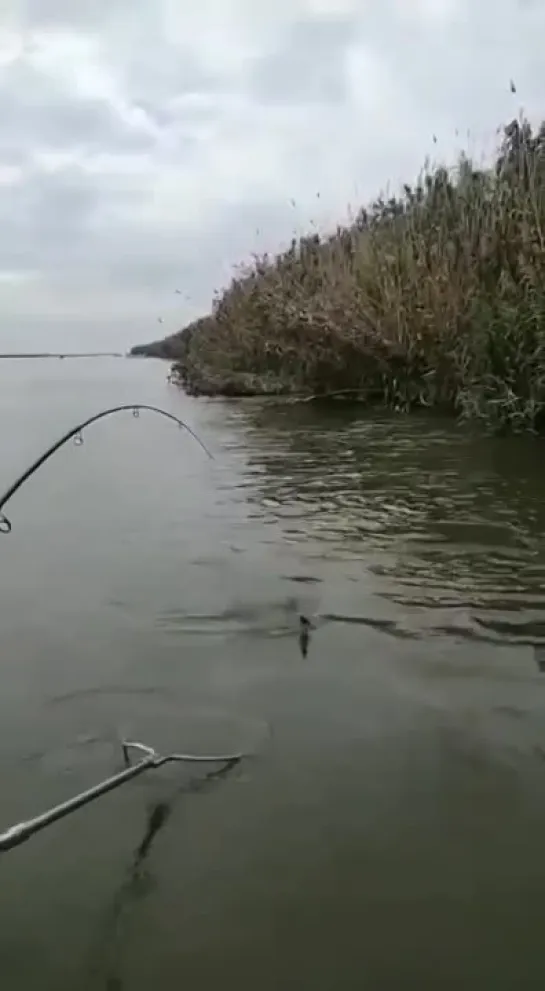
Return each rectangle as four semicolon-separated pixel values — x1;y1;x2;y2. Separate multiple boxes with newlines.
0;403;213;534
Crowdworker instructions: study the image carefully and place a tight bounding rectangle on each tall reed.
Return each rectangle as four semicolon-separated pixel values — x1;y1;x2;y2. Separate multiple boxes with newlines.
157;116;545;432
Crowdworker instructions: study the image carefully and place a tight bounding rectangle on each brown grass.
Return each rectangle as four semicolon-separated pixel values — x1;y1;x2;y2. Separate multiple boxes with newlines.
141;115;545;432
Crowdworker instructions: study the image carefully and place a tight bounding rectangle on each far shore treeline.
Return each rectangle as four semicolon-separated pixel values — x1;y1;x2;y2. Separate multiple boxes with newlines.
132;114;545;433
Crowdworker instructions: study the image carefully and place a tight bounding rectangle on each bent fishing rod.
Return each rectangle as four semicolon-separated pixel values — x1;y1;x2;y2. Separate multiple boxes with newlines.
0;403;248;853
0;403;213;534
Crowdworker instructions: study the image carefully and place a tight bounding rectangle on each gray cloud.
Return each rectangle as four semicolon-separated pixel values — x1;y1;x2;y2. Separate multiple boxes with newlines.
0;0;543;352
0;63;155;159
0;161;149;278
249;16;354;105
20;0;127;30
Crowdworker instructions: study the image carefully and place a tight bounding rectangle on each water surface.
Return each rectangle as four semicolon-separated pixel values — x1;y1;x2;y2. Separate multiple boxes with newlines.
0;359;545;989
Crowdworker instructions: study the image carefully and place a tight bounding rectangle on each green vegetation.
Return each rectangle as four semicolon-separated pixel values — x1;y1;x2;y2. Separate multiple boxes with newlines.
134;116;545;432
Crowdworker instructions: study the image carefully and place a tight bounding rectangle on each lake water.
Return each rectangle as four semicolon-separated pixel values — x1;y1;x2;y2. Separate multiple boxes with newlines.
1;357;545;989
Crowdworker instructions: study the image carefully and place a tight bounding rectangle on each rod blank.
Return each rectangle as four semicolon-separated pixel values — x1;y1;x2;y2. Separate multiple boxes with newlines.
0;403;212;534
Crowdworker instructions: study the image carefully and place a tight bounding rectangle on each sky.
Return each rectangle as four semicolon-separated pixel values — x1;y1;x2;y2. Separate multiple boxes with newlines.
0;0;542;352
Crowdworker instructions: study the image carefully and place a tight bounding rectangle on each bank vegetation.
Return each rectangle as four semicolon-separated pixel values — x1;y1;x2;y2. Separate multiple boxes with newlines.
132;116;545;432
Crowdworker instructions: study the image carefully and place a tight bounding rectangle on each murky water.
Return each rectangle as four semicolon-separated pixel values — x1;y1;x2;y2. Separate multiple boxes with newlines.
1;358;545;989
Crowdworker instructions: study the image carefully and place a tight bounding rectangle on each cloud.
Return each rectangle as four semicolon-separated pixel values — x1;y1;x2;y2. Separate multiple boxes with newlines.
0;0;543;350
248;16;354;105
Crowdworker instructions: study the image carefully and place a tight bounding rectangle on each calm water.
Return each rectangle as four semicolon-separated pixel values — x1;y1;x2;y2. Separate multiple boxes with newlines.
1;358;545;989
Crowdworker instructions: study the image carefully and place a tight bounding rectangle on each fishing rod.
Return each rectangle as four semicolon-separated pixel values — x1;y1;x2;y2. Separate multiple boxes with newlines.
0;403;250;853
0;403;213;535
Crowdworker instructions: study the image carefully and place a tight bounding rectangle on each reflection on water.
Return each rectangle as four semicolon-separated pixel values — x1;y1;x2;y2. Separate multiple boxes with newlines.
3;361;545;990
221;403;545;652
88;758;241;991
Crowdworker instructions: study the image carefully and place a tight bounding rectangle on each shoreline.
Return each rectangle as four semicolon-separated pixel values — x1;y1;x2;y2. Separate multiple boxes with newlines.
0;352;124;359
131;112;545;434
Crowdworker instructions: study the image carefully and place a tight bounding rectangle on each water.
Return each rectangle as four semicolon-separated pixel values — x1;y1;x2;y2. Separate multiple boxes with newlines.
1;358;545;989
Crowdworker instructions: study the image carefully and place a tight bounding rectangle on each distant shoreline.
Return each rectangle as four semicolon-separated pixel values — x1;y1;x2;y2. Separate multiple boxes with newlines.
0;352;125;359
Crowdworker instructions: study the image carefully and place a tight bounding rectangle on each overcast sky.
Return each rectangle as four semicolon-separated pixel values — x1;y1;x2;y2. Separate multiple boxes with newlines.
0;0;542;351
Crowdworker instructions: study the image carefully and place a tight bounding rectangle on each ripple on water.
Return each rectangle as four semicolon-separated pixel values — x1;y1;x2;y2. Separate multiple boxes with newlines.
223;406;545;651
